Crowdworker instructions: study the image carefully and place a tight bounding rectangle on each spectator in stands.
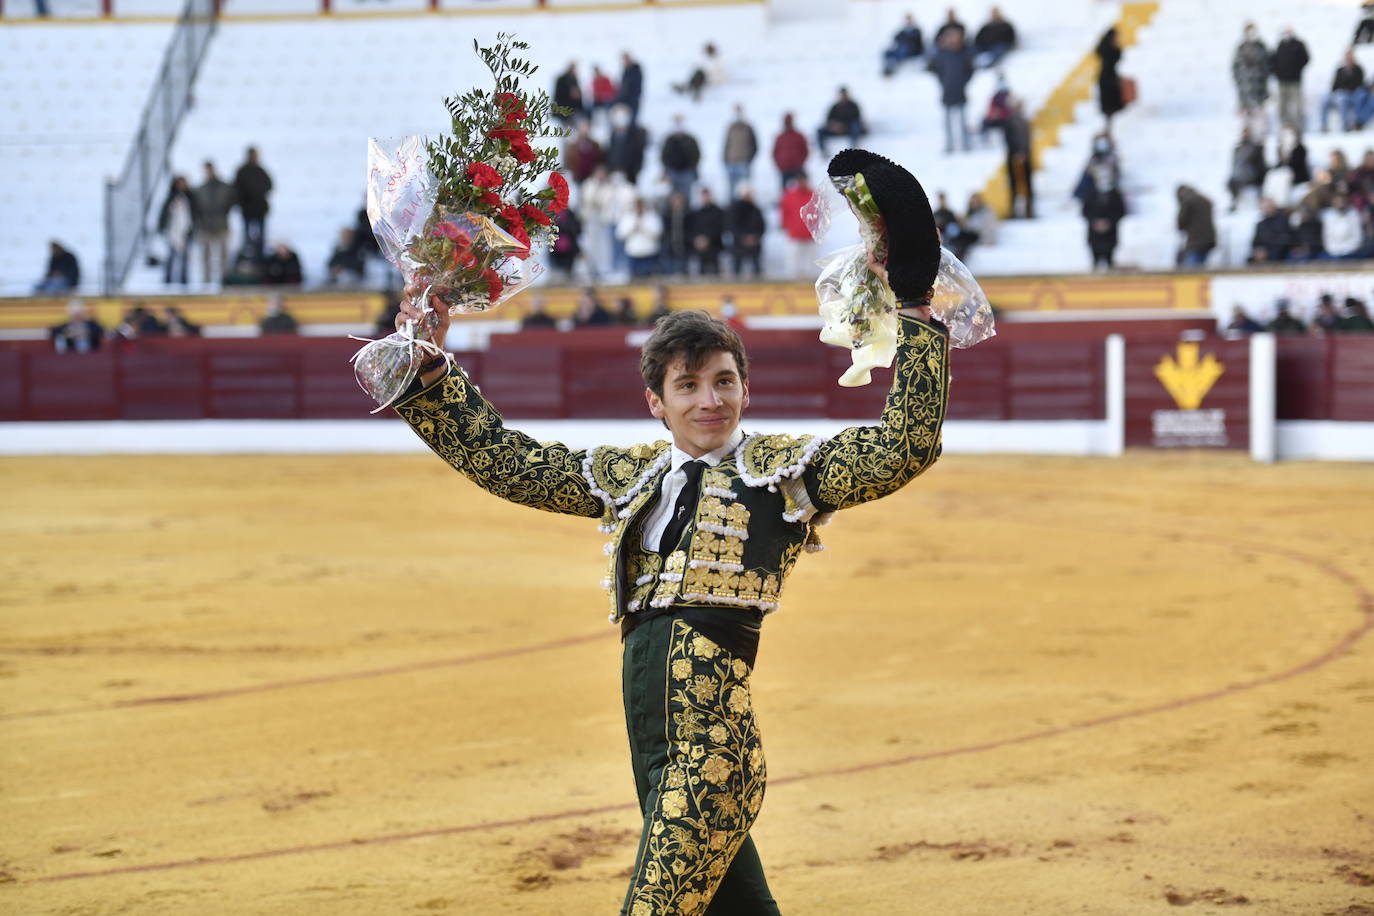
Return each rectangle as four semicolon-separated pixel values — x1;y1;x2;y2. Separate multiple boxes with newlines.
1321;193;1366;259
1288;205;1325;261
973;7;1017;69
521;294;557;330
1074;133;1120;203
160;305;201;337
50;300;103;354
961;191;998;256
930;191;965;256
590;65;618;122
727;186;766;277
1232;23;1270;137
550;208;582;279
351;202;380;262
262;242;303;285
327;228;366;285
689;187;726;276
157;175;198;285
606;104;649;184
614;296;641;326
618;52;644;125
929;28;977;154
1096;28;1124;125
223;251;263;286
1351;149;1374;207
194;161;234;286
1082;180;1126;270
1226;127;1267;211
1226;305;1264;335
1175;185;1217;267
718;294;746;331
581;165;626;280
259;294;298;335
35;241;80;294
933;8;966;46
660;191;692;277
1299;167;1338;214
882;14;925;77
1356;77;1374;129
780;174;817;278
1265;127;1310;206
1322;50;1365;132
1248;197;1293;262
1358;1;1374;44
1328;149;1352;185
1003;97;1034;218
722;105;758;200
772;112;809;192
980;72;1012;147
563;122;604;185
674;43;724;101
647;285;673;325
816;87;867;156
617;197;663;279
233;146;273;262
660;116;702;198
1267;300;1307;335
573;287;613;327
1312;294;1342;333
553;61;585;124
117;302;167;340
1271;27;1310;135
1338;297;1374;332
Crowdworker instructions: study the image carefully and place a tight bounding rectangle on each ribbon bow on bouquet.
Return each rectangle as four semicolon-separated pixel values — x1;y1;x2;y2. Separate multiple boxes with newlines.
801;149;996;387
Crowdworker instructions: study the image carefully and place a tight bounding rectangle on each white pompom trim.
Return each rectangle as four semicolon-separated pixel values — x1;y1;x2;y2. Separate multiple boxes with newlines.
697;522;749;539
703;486;738;499
733;433;830;491
581;445;671;512
687;559;746;573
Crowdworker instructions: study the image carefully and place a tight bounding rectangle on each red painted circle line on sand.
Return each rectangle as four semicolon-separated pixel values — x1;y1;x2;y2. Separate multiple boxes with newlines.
15;542;1374;885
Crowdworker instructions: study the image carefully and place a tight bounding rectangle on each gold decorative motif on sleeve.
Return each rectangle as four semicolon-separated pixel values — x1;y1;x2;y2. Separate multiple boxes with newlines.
809;318;950;511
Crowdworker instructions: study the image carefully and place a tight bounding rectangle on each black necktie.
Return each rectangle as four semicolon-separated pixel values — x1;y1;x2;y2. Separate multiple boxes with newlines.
658;460;706;556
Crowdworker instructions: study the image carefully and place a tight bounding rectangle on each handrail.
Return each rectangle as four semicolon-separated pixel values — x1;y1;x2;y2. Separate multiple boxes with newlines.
101;0;219;294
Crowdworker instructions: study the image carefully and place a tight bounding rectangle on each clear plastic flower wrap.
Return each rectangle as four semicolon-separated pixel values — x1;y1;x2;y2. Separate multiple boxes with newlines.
349;34;571;412
805;172;996;387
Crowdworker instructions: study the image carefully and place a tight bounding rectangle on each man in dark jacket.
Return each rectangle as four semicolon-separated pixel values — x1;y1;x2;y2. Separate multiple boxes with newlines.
659;191;692;277
933;7;966;45
1002;98;1034;218
194;161;235;285
233;146;273;261
815;87;866;155
1249;197;1294;263
1270;28;1310;134
553;62;584;124
36;241;80;294
974;6;1017;68
660;115;702;198
882;14;924;76
1175;185;1216;267
929;30;977;153
1082;183;1126;270
606;104;649;183
722;105;758;200
618;52;644;124
727;187;766;277
1322;50;1365;131
689;187;726;276
1226;127;1266;210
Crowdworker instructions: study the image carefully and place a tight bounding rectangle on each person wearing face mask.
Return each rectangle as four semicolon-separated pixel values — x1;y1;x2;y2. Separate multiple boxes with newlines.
1232;23;1271;137
1073;132;1120;203
1270;27;1310;134
606;104;649;184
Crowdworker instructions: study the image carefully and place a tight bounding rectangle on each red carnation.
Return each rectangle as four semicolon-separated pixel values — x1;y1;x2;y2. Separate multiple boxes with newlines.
431;221;467;242
482;266;505;302
466;161;503;189
522;203;552;227
487;127;530;145
547;172;570;213
494;91;527;125
480;190;502;207
509;137;537;164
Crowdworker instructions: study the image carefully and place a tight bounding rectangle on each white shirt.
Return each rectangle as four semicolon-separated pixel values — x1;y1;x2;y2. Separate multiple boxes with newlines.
640;426;818;550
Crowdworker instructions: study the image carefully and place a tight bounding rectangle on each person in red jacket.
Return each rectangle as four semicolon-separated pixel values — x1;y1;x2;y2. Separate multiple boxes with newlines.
771;112;809;194
779;174;817;278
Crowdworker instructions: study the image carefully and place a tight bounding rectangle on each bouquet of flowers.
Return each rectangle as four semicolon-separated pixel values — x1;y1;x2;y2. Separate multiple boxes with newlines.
351;34;571;411
802;172;995;387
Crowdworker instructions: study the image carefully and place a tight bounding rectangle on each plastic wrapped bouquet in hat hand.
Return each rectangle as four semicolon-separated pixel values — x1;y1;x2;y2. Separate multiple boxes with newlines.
351;33;572;411
801;148;995;387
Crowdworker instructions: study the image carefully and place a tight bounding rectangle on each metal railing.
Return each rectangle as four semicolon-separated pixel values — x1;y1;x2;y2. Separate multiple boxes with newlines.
101;0;218;294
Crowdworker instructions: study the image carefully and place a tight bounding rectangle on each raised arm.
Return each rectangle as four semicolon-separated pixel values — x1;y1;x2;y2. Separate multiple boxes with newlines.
394;365;603;519
803;312;950;512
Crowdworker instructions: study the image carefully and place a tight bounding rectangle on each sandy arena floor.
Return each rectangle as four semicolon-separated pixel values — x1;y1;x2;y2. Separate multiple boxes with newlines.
1;451;1371;916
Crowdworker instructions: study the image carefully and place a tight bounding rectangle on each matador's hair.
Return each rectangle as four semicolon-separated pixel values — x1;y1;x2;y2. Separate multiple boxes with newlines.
640;309;749;396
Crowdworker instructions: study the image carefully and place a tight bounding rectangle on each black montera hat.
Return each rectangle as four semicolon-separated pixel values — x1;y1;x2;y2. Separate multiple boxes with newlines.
827;148;940;303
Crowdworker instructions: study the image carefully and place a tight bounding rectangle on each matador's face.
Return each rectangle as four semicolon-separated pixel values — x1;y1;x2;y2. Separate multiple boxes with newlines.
645;350;749;458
